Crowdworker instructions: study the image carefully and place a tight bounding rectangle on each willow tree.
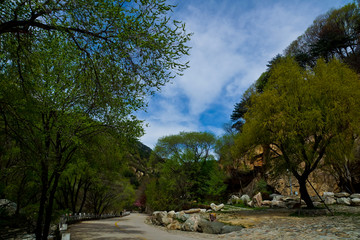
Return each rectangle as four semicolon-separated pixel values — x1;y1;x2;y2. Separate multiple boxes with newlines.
0;1;191;239
235;57;360;208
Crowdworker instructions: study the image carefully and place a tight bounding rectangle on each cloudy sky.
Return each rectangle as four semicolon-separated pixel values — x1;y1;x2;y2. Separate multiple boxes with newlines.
138;0;353;148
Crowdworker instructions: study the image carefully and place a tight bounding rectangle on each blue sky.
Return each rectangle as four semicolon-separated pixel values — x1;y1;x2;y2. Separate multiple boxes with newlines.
138;0;353;149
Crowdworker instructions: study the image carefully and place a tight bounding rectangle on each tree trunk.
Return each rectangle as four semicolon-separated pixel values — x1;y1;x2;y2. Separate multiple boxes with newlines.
298;177;314;208
35;164;48;240
42;172;60;240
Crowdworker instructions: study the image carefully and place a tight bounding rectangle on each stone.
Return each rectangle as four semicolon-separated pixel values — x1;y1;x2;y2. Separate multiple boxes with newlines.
271;200;286;208
167;210;175;218
184;208;201;214
323;192;335;198
227;195;240;204
240;194;251;204
252;192;262;207
351;198;360;206
337;197;351;205
152;211;172;226
221;225;244;234
200;209;207;213
312;202;322;207
261;200;272;206
311;196;321;202
350;193;360;199
285;201;301;209
335;192;350;198
247;200;253;207
167;220;181;230
175;211;190;222
198;219;224;234
182;214;201;232
210;203;224;211
324;197;336;205
281;196;300;202
0;199;17;216
272;195;284;201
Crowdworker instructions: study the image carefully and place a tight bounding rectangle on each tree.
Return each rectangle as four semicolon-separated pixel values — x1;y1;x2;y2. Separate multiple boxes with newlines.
234;57;360;208
285;3;360;72
146;132;225;211
0;1;191;239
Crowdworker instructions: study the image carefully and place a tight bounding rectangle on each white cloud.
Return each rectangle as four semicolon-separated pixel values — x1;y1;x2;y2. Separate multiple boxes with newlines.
139;0;353;148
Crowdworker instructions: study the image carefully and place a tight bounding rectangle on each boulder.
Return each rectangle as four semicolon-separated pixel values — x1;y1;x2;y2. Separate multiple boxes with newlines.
210;203;224;211
240;194;251;204
167;210;176;218
312;202;322;207
271;200;286;208
324;197;336;205
323;192;335;198
252;192;262;207
351;198;360;206
337;197;351;205
182;214;201;232
184;208;201;214
221;225;244;234
152;211;168;225
335;192;350;198
350;193;360;199
198;219;224;234
270;194;283;201
175;211;190;222
285;201;301;209
227;195;240;204
167;220;181;230
0;199;17;216
261;200;272;206
247;200;253;207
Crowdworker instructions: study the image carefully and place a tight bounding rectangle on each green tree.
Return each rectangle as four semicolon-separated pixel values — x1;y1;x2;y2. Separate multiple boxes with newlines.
0;1;190;239
234;57;360;208
146;132;225;211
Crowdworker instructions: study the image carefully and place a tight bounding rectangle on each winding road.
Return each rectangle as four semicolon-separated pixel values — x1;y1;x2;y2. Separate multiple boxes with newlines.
67;213;212;240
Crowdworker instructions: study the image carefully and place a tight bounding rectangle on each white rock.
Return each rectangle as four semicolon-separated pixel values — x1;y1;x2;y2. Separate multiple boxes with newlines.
175;211;190;222
350;193;360;199
227;195;240;204
323;192;335;198
210;203;224;211
167;210;175;218
337;197;351;205
247;200;253;207
351;198;360;206
271;195;284;201
335;192;350;198
240;194;251;204
324;197;336;205
181;214;201;232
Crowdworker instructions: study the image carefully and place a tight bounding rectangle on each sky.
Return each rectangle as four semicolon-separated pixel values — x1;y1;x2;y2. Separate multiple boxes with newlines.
138;0;353;149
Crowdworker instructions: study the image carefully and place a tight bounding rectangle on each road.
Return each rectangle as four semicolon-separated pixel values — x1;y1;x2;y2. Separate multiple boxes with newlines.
67;213;212;240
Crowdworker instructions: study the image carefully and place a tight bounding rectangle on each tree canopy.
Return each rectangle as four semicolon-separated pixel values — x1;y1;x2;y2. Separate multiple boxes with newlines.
234;57;360;207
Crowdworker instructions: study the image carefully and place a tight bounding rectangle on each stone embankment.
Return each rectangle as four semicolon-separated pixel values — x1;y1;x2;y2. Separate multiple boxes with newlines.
148;203;243;234
228;191;360;209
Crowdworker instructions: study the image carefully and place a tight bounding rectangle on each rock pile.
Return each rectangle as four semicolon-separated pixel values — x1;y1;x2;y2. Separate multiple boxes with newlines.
149;208;243;234
227;191;360;208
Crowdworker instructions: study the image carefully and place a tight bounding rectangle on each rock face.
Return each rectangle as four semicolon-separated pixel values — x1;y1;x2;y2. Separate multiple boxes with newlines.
210;203;224;211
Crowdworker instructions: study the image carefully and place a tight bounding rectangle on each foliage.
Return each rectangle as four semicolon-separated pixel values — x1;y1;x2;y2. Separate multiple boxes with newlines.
285;3;360;72
0;1;190;239
234;57;360;208
145;132;226;211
